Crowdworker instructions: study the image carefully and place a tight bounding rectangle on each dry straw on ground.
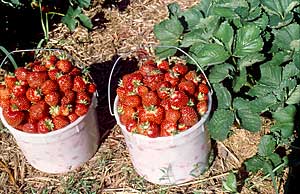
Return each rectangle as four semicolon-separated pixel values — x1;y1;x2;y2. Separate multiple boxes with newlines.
0;1;286;193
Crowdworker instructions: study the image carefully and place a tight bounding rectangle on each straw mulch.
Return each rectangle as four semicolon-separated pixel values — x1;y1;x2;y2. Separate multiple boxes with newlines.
0;0;286;193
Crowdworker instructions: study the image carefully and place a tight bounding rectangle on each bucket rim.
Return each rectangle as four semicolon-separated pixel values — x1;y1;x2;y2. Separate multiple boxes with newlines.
114;91;212;141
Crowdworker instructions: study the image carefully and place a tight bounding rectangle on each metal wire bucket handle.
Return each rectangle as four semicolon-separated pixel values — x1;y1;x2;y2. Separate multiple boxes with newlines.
108;45;213;117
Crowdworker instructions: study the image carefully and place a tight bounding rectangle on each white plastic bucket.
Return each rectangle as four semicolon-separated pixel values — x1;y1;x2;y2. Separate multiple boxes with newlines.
109;46;213;185
114;94;212;185
0;95;100;173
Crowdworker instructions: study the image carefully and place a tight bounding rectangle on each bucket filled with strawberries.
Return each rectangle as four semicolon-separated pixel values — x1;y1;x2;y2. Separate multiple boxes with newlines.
0;49;100;173
111;47;212;185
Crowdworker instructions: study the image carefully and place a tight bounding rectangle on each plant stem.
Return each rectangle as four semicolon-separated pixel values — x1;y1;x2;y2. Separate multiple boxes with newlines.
47;12;65;17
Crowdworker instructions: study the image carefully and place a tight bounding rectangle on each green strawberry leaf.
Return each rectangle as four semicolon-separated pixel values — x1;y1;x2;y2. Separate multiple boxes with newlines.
244;155;265;173
213;83;232;109
294;51;300;70
237;109;261;132
209;63;234;83
270;122;294;139
259;62;282;86
286;85;300;105
282;62;300;80
273;23;300;51
248;83;275;97
181;7;204;30
208;109;234;141
154;17;184;41
234;25;263;57
181;29;210;47
214;21;234;53
194;0;213;17
62;16;78;32
76;0;90;8
238;53;265;68
78;14;93;29
167;2;181;18
258;135;276;157
262;160;278;193
189;43;230;66
222;172;237;193
233;67;247;92
249;94;278;113
272;105;296;123
155;40;179;59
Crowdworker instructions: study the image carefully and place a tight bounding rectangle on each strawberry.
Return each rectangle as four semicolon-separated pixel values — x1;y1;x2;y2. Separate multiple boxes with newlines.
26;71;48;88
73;76;86;92
197;100;208;116
45;91;60;106
137;85;149;97
165;109;181;123
87;83;96;94
116;87;127;102
139;62;156;76
178;80;195;96
160;98;172;111
49;105;60;118
12;82;27;96
173;63;188;75
142;91;159;106
198;83;209;95
37;117;54;133
53;115;70;130
138;121;159;138
14;67;28;81
41;80;58;95
75;103;89;116
59;104;73;116
122;72;143;91
45;55;58;69
2;108;24;127
143;105;164;124
76;92;91;104
57;75;73;92
32;64;47;72
185;70;200;85
29;101;49;121
61;90;76;105
142;71;164;91
157;81;171;99
197;92;208;101
164;70;180;86
123;95;141;108
68;113;79;122
169;91;189;109
26;88;42;103
10;95;31;111
160;120;177;136
4;73;17;89
22;123;38;133
178;123;189;132
180;106;198;127
56;59;72;73
0;98;10;109
48;68;60;80
157;60;169;71
69;67;81;77
125;119;138;132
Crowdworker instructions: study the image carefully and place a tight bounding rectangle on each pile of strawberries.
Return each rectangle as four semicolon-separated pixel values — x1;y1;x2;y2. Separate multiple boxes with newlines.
117;58;209;138
0;55;96;133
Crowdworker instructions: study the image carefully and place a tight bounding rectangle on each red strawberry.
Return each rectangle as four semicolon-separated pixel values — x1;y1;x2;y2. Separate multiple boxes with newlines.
26;71;48;88
142;91;159;106
123;95;141;108
87;83;96;94
69;67;81;77
26;88;42;103
22;123;38;133
165;109;181;123
116;87;127;102
45;55;58;69
75;103;89;116
2;108;24;127
178;80;195;96
73;76;86;92
12;82;27;96
10;96;31;111
59;104;73;116
125;119;138;132
37;117;54;133
32;64;47;72
143;105;164;124
185;70;200;85
198;83;209;95
0;98;10;109
49;105;60;118
29;101;49;121
68;113;79;122
169;91;189;109
157;60;169;71
76;92;91;105
45;91;60;106
56;59;72;73
160;98;172;111
139;62;156;76
164;70;180;86
178;123;189;132
57;75;73;92
122;72;143;91
157;81;171;99
197;92;208;101
4;73;17;89
173;63;188;75
41;80;58;95
53;115;70;130
138;121;159;138
61;90;76;105
160;120;177;136
14;67;28;81
142;71;164;91
180;106;198;127
48;68;60;80
137;85;149;97
197;100;208;116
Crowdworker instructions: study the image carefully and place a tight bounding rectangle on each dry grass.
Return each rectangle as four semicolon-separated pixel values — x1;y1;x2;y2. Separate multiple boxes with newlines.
0;1;287;193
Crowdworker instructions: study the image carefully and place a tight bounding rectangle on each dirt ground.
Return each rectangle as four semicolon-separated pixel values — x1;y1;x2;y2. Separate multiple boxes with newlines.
0;1;289;193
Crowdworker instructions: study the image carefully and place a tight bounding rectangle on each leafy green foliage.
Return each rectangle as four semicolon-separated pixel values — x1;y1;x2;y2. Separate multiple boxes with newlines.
222;172;237;193
154;0;300;192
62;6;93;31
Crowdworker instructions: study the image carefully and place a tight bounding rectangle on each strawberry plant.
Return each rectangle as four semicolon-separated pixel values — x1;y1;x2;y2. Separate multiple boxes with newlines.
154;0;299;192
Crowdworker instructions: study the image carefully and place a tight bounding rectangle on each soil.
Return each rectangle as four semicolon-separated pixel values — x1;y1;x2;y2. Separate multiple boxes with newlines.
0;0;299;193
